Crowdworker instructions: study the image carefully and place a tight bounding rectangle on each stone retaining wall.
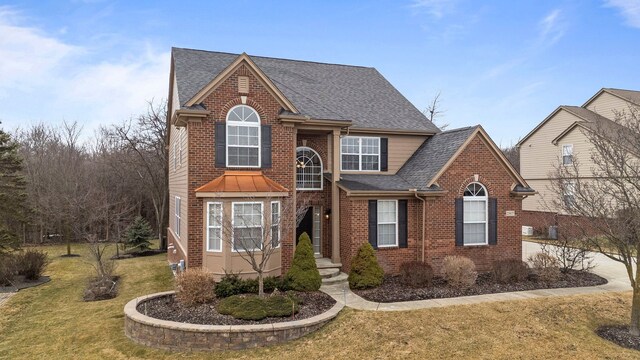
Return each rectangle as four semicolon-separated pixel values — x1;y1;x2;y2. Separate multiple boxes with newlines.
124;291;343;351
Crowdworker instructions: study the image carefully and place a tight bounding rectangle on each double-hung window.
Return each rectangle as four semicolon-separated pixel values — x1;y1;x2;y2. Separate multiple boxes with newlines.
174;196;181;237
341;136;380;171
227;105;260;167
207;202;222;252
562;144;573;166
377;200;398;247
463;183;487;245
271;201;280;248
563;180;577;208
232;202;263;251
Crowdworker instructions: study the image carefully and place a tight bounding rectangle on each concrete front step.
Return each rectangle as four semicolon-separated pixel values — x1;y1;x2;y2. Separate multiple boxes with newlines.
315;258;342;270
318;267;341;279
322;272;348;285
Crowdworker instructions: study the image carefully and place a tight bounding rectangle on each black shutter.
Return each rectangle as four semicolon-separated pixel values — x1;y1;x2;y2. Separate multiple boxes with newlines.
455;198;464;246
261;125;272;168
380;138;388;172
215;122;226;168
398;200;408;248
368;200;378;249
488;198;498;245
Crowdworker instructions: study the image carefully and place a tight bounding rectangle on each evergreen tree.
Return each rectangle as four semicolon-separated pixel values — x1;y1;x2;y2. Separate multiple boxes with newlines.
0;125;27;253
125;216;153;252
285;232;322;291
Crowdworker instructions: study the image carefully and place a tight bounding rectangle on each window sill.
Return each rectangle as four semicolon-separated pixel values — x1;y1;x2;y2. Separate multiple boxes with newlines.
462;243;490;247
377;245;399;250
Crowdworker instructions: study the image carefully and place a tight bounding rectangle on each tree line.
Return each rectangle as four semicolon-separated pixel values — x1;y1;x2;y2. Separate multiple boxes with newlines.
0;100;168;252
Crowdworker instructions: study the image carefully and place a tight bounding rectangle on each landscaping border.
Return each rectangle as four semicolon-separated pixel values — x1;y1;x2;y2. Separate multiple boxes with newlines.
124;291;344;351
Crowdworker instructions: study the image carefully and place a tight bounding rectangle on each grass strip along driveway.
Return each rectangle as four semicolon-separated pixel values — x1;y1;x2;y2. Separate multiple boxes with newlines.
0;243;638;359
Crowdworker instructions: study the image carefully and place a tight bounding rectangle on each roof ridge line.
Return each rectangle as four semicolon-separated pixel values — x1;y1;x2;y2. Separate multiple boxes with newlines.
172;46;375;69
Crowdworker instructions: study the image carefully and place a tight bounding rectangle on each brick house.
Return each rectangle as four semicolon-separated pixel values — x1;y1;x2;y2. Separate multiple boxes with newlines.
167;47;534;278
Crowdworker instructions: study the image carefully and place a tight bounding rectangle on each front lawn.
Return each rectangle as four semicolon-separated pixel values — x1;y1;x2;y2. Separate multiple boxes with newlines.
1;243;639;359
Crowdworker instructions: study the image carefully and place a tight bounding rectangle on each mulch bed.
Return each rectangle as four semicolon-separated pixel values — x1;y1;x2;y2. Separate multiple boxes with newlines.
111;249;164;260
83;276;119;302
354;270;607;303
139;291;336;325
0;276;51;293
597;325;640;351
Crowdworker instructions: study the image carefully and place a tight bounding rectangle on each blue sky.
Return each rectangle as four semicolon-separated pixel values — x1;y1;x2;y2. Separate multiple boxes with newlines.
1;0;639;145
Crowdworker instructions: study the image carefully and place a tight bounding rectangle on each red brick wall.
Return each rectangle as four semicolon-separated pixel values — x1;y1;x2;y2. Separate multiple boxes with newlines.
339;134;523;274
186;64;296;271
424;135;522;272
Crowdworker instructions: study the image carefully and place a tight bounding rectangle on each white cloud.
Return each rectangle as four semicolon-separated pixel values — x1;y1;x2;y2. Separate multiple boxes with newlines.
410;0;457;19
0;6;169;134
605;0;640;28
538;9;566;45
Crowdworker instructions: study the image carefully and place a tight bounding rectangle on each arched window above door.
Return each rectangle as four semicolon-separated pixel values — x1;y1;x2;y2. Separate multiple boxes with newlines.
296;147;323;190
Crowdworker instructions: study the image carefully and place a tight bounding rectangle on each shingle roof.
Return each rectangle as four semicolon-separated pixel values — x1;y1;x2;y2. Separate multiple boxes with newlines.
172;47;440;132
605;88;640;106
561;106;612;123
396;126;479;189
336;126;479;192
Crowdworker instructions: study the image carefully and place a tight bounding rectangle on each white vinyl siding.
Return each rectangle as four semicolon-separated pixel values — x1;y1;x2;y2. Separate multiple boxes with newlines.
377;200;398;247
206;202;223;252
341;136;380;171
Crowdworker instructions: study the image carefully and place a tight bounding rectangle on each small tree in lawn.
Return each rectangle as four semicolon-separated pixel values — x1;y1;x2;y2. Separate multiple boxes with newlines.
125;216;152;253
285;232;321;291
549;103;640;336
220;196;298;297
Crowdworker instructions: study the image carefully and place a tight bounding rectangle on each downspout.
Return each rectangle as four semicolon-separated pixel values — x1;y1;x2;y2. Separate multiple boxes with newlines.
411;189;426;263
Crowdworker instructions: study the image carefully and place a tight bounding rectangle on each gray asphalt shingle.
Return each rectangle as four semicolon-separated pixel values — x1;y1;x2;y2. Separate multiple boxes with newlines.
172;47;440;132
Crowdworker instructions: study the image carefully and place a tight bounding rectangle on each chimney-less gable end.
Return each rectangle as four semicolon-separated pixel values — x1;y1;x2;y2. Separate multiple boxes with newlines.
238;76;249;94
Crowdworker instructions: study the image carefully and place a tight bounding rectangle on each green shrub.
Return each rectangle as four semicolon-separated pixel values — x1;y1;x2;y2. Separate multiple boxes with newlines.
125;216;153;252
214;272;291;298
442;255;477;289
175;268;216;306
492;259;530;284
217;294;299;321
348;243;384;290
285;232;321;292
0;253;17;286
399;261;433;288
15;249;50;281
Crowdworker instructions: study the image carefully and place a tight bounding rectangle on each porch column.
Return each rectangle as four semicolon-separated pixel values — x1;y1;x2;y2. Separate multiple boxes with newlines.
331;129;341;263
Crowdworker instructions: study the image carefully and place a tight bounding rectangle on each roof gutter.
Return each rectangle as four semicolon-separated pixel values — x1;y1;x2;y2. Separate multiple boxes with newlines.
172;108;209;127
411;189;427;263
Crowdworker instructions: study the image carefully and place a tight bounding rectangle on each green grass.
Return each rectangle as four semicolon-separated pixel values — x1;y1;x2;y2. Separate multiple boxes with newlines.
1;243;639;359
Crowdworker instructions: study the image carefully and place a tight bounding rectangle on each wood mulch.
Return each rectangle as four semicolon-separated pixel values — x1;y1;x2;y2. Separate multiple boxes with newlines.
139;291;336;325
0;276;51;293
111;249;164;260
597;325;640;351
354;271;607;303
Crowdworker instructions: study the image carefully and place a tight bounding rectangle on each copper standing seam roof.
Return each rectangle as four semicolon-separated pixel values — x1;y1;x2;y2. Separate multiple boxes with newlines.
194;171;289;193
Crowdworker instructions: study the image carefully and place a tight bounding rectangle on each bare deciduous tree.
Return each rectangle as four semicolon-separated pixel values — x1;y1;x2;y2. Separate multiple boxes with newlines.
423;91;448;130
501;142;520;172
549;104;640;335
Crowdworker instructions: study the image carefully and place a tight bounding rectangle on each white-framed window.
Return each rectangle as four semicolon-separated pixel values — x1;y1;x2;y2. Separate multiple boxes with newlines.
296;147;323;190
377;200;398;247
340;136;380;171
174;196;181;237
562;144;573;166
563;180;577;208
226;105;260;167
271;201;280;248
206;202;223;252
232;202;263;251
463;183;487;245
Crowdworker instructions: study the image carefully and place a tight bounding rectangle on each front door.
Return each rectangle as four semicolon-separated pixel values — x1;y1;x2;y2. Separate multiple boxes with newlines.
296;206;321;255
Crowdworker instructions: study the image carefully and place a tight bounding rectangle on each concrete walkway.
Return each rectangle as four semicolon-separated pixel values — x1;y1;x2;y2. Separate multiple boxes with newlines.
320;241;631;311
0;293;14;309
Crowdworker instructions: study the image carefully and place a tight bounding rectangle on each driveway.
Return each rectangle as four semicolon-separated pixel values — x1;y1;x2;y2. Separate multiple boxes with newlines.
522;241;631;291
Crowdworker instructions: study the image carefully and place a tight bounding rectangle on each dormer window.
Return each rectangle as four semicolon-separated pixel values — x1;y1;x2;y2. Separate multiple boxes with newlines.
226;105;260;167
340;136;380;171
